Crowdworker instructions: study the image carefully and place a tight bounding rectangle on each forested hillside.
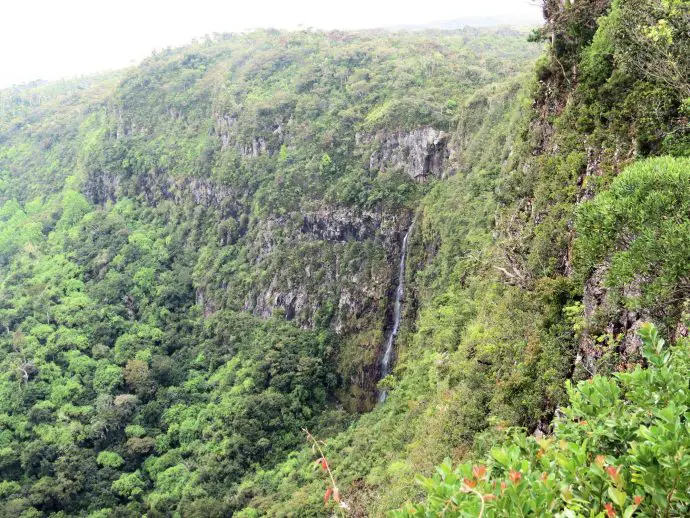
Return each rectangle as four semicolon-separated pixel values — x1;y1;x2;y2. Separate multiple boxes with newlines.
1;1;690;516
0;28;539;516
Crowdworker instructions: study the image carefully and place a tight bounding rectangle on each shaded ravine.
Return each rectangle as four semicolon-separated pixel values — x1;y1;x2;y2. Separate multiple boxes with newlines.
378;221;414;403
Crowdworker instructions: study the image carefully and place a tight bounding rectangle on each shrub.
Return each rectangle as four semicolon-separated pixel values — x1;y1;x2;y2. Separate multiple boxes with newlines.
576;157;690;310
393;323;690;517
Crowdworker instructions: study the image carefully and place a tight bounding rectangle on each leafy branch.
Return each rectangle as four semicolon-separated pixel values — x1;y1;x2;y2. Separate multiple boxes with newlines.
303;427;349;515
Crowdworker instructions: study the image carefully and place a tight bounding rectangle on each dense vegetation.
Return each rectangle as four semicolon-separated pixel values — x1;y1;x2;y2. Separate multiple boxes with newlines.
2;0;690;516
396;323;690;517
388;0;690;515
576;157;690;312
0;28;540;516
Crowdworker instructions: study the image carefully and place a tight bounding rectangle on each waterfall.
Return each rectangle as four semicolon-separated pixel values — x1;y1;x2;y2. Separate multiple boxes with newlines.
378;222;413;403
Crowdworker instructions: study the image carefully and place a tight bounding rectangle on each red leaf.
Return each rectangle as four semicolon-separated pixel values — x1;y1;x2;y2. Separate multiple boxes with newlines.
321;458;329;471
606;465;620;484
509;470;522;484
324;487;333;504
634;495;643;506
604;502;616;517
473;465;487;479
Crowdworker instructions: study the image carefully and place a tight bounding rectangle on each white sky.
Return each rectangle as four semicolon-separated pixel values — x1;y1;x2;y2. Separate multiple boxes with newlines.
1;0;542;88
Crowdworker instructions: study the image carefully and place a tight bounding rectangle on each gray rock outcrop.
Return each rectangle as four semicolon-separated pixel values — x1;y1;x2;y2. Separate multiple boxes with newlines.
360;127;450;181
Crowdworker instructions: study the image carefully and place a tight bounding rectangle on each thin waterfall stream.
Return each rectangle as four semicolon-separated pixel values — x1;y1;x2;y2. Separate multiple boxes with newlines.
377;221;414;403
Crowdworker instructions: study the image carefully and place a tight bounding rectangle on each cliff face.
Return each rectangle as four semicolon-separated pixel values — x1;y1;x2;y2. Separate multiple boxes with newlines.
360;127;451;181
245;207;408;333
230;125;453;340
85;169;244;216
499;0;690;376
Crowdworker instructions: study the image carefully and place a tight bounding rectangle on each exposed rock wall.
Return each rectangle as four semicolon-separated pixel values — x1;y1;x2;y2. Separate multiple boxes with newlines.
84;171;121;205
300;208;382;242
213;111;285;157
215;112;453;179
359;127;450;181
580;264;647;374
245;208;409;335
85;169;244;217
86;166;409;339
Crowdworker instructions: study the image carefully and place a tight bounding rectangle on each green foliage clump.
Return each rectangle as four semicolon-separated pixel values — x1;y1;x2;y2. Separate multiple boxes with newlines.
395;323;690;517
576;157;690;310
111;471;146;499
97;451;125;469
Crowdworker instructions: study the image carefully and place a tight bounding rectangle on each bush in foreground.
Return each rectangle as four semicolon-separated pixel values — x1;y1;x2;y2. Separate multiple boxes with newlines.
394;323;690;517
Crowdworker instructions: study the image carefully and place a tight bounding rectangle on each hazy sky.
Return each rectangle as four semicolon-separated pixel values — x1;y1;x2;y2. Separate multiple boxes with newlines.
1;0;542;88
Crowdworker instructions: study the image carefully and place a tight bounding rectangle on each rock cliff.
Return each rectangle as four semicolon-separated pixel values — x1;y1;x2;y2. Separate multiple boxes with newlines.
359;127;450;181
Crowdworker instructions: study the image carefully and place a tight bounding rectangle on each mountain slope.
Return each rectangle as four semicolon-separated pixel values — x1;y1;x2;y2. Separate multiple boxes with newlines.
234;0;690;515
0;28;538;517
3;2;688;515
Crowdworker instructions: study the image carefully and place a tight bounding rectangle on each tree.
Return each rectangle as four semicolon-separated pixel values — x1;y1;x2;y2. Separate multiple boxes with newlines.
123;360;156;398
96;451;124;469
111;471;146;499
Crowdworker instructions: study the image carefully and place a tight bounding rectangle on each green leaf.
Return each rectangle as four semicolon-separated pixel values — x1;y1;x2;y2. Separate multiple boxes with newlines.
491;447;510;467
608;486;627;508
